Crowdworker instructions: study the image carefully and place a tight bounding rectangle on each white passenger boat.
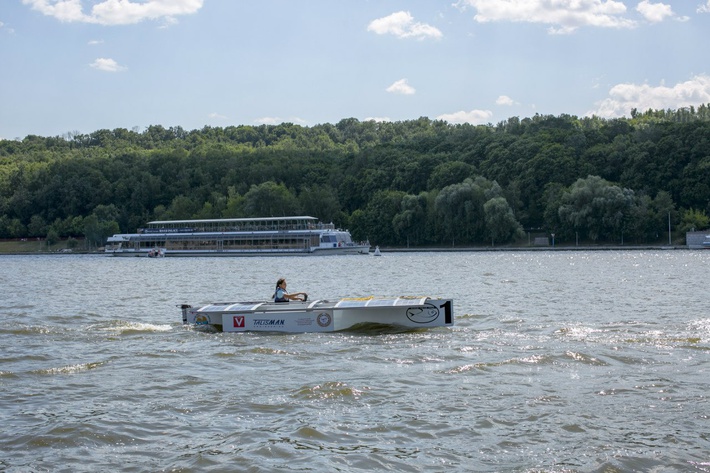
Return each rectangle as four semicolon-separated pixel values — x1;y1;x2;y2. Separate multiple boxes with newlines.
180;296;454;333
105;216;370;257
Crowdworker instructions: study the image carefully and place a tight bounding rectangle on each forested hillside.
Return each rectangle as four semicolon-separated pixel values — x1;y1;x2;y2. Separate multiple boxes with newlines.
1;106;709;248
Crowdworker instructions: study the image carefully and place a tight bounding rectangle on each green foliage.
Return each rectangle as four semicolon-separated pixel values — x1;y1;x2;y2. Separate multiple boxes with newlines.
83;205;121;247
435;177;489;244
484;197;525;245
46;227;60;246
2;106;710;246
360;190;407;245
392;193;429;246
428;161;475;190
679;208;710;233
558;176;635;242
298;185;342;224
243;181;300;217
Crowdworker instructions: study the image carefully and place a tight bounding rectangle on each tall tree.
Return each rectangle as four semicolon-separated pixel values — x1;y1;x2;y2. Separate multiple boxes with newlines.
243;181;300;217
484;197;525;245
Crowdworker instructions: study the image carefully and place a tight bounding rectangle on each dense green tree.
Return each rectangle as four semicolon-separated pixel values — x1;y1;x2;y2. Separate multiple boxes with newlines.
650;191;676;239
222;186;246;218
427;161;475;190
392;193;429;246
298;185;341;223
679;208;709;233
435;177;489;245
360;190;406;245
243;181;299;217
163;196;200;220
348;209;368;243
558;176;635;242
2;107;710;245
484;197;525;245
46;227;60;246
83;213;120;248
27;215;47;237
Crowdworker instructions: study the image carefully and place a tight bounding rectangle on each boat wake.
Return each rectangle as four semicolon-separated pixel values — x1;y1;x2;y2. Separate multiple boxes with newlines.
92;320;173;334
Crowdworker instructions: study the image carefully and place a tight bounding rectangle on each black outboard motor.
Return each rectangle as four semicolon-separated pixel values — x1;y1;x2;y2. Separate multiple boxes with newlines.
178;304;192;324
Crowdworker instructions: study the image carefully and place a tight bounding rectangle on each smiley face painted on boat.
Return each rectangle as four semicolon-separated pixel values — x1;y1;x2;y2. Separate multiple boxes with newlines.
194;314;210;325
406;303;439;324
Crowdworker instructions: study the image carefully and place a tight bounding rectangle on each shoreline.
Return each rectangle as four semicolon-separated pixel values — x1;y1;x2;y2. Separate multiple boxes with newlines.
375;245;693;252
1;245;705;256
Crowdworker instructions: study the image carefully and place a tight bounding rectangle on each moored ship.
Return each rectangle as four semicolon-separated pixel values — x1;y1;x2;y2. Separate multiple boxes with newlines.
105;216;370;257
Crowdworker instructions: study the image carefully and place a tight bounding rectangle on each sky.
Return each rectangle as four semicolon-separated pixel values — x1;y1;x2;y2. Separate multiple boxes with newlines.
1;0;710;140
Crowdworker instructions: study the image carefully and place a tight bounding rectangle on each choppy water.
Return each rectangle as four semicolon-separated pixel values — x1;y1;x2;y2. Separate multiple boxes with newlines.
1;251;709;472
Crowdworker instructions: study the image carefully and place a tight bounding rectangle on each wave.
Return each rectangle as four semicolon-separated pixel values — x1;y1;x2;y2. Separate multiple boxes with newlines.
0;325;69;336
29;361;105;376
90;320;173;334
292;381;369;401
555;323;709;350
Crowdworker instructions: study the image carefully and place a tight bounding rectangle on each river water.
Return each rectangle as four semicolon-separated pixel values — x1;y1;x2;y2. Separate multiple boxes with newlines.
1;251;708;472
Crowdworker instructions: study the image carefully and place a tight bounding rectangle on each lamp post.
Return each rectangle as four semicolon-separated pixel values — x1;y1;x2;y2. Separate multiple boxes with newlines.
551;233;555;248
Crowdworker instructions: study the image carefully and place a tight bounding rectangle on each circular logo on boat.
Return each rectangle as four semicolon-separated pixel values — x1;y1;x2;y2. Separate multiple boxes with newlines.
195;314;210;325
317;312;332;327
406;303;439;324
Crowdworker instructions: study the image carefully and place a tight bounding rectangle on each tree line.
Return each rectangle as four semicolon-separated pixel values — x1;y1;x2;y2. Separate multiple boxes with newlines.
1;105;709;248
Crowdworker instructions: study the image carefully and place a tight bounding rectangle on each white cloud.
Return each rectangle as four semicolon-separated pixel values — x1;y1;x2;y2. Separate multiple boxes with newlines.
367;11;443;40
456;0;636;34
386;79;416;95
364;117;393;122
255;117;281;125
208;112;228;120
437;109;493;124
496;95;516;106
90;57;126;72
0;20;15;34
698;0;710;13
589;74;710;117
22;0;203;26
636;1;686;23
254;117;307;125
636;1;671;22
88;39;104;45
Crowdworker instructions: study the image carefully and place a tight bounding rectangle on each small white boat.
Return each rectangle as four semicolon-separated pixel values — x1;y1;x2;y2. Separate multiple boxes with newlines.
180;296;454;333
147;248;165;258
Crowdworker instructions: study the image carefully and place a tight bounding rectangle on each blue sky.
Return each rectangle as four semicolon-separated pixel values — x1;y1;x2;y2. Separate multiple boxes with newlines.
1;0;710;140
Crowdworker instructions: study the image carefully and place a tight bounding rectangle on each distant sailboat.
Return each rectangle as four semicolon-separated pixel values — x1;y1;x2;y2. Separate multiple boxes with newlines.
373;246;381;256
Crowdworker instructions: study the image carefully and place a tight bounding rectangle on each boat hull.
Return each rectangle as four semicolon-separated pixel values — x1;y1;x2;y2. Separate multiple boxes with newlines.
181;297;454;333
108;245;369;257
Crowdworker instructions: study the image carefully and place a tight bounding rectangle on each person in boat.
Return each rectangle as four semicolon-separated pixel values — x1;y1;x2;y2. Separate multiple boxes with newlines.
273;278;308;302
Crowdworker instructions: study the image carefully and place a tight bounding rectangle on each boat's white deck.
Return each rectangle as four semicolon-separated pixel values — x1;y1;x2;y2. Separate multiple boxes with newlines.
198;297;431;313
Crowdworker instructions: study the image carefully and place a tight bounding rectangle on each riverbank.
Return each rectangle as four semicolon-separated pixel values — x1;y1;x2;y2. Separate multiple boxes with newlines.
376;244;691;252
0;241;696;255
0;239;98;255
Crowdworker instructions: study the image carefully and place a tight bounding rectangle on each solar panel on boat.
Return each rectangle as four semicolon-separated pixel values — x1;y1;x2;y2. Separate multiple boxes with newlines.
334;297;428;308
199;303;262;312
